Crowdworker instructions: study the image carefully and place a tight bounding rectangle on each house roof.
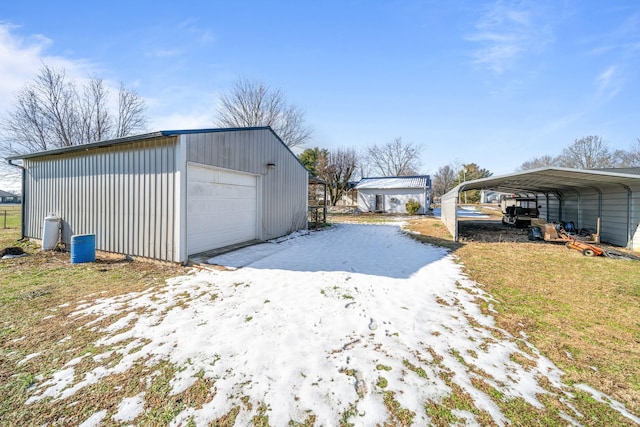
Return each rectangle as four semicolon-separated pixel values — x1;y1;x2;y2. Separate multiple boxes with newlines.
355;176;430;190
5;127;279;161
0;190;18;197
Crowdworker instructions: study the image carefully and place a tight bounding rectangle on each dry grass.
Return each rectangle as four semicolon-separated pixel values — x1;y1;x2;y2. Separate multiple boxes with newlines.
0;205;21;229
2;211;640;424
0;227;187;425
405;215;640;418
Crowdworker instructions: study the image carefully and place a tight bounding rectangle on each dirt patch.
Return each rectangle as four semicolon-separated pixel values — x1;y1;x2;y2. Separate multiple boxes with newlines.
458;219;531;243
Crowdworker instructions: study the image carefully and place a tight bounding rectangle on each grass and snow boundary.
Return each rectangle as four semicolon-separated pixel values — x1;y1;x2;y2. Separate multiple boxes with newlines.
21;224;640;425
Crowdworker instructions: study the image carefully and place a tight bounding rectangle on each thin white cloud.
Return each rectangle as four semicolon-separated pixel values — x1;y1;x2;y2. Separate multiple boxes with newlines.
595;65;621;100
149;108;215;131
0;24;94;111
178;17;216;44
467;1;553;74
541;111;585;134
147;48;184;58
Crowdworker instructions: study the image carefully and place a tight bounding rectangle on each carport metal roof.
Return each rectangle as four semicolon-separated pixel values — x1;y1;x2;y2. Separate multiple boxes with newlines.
454;167;640;194
441;167;640;243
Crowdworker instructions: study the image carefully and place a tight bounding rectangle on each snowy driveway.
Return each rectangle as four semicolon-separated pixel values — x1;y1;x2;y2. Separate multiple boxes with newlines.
26;224;637;425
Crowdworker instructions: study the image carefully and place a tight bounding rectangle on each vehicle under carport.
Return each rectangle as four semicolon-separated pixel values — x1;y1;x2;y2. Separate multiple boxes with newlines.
441;167;640;250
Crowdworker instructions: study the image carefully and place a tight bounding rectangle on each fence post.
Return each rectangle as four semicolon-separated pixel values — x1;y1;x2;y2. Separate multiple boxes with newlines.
3;210;6;229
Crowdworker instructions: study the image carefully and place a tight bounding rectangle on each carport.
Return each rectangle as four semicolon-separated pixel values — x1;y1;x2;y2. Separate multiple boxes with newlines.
441;167;640;249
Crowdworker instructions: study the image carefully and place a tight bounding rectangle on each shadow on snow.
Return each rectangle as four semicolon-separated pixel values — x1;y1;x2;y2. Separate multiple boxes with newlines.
208;223;450;279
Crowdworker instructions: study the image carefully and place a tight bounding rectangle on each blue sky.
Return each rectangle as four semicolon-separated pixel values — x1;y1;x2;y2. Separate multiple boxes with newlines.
1;0;639;181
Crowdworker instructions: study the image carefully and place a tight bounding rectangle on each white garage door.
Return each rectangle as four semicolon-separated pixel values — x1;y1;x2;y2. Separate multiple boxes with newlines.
187;164;258;255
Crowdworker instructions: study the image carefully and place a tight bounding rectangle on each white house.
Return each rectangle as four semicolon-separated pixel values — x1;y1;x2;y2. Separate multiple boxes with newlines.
355;176;431;214
7;127;309;263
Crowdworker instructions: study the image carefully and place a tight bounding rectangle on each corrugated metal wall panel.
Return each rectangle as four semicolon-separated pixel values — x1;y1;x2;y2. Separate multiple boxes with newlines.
600;185;630;246
577;189;600;232
441;189;458;241
185;129;308;241
562;192;579;225
631;184;640;250
538;193;560;221
23;137;179;262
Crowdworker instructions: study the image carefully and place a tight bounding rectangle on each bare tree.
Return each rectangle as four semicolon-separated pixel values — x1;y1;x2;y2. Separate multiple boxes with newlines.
366;137;422;176
315;148;358;206
215;77;312;148
1;64;148;155
517;154;560;171
79;77;112;144
613;138;640;167
432;164;457;201
558;135;614;169
0;161;21;192
115;84;148;138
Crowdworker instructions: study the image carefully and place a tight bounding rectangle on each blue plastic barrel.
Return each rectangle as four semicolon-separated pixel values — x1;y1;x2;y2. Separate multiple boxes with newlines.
70;234;96;264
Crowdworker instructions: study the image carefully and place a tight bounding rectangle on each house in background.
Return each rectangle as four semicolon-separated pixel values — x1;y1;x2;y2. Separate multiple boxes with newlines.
479;190;507;204
355;176;431;214
0;190;21;204
7;127;308;264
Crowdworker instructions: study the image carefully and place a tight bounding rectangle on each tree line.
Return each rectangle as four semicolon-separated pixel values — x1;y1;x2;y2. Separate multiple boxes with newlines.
298;137;423;206
518;135;640;170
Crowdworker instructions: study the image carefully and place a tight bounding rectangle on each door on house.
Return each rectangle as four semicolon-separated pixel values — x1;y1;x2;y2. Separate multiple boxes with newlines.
375;194;384;212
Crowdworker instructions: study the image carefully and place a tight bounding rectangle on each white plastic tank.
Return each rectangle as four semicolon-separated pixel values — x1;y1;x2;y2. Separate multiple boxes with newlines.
42;214;61;250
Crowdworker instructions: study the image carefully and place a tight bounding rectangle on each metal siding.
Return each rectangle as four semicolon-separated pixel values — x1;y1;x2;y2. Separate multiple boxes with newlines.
185;129;308;241
631;183;640;249
441;189;458;241
545;194;561;221
578;189;600;232
22;137;179;262
562;192;579;225
600;185;630;246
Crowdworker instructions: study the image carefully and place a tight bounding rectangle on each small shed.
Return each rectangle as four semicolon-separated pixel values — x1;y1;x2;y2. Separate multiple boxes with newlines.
7;127;308;263
355;176;431;214
441;167;640;249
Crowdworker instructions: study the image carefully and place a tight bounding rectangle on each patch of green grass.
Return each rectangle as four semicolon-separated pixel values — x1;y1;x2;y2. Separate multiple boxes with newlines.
252;402;270;426
208;406;240;426
288;413;316;426
339;401;359;427
383;390;415;426
376;364;392;371
403;359;427;378
0;205;21;230
376;376;388;388
449;348;466;365
425;402;458;425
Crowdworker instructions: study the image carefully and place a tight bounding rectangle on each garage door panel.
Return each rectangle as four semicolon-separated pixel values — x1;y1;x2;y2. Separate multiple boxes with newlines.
187;165;258;255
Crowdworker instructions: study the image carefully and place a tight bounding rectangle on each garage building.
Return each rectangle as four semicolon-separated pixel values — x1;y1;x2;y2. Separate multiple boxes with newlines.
441;167;640;249
7;127;309;263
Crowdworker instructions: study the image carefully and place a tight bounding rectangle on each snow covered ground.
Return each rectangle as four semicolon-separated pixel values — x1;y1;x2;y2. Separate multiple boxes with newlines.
25;223;639;425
